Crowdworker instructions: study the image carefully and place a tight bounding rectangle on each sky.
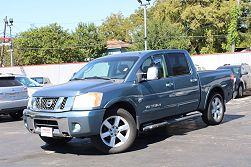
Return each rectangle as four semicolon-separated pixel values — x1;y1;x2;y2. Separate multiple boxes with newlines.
0;0;151;36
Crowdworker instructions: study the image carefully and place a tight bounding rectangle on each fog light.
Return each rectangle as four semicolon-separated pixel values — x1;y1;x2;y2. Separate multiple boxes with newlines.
72;123;81;133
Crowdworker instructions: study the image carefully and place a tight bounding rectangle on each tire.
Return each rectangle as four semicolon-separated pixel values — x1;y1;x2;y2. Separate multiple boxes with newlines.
237;85;243;98
39;136;72;145
202;93;225;126
9;110;23;120
91;108;137;154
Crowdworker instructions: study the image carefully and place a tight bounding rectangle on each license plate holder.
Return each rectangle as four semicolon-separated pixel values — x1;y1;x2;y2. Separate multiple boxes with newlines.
41;127;53;137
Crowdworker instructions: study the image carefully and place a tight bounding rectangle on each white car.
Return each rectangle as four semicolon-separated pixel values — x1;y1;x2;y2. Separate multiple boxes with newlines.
15;76;43;97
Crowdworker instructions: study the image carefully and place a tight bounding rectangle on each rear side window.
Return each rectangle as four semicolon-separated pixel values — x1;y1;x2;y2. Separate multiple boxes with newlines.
0;78;22;87
165;53;190;76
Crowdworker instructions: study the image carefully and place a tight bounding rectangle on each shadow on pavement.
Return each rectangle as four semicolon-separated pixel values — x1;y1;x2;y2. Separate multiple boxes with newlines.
0;115;22;123
41;114;244;155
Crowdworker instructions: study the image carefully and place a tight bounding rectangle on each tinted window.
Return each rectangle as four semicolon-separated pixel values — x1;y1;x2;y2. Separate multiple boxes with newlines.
0;78;22;87
165;53;190;76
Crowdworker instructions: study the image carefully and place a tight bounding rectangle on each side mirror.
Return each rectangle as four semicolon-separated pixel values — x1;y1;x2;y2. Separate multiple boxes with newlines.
147;66;159;80
241;71;248;75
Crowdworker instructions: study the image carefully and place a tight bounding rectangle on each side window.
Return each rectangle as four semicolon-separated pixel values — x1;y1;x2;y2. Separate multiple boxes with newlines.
165;53;190;76
139;54;167;79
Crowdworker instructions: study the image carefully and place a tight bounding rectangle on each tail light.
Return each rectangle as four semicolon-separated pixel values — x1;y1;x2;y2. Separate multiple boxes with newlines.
230;73;235;81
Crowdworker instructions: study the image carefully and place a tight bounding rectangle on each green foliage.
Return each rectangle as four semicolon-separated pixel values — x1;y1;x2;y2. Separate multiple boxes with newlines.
14;23;106;65
132;19;190;51
73;23;106;59
225;4;240;51
100;13;134;42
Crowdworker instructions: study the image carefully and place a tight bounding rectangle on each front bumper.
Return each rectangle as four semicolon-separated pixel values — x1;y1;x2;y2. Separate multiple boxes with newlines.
23;108;105;138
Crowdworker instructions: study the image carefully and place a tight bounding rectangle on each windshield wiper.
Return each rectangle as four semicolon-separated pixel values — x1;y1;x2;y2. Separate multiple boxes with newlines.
83;76;112;80
69;78;86;81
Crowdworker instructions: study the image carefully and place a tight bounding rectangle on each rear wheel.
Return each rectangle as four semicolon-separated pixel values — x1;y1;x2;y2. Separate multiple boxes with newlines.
39;136;72;145
9;110;23;120
202;93;225;125
237;85;243;98
91;108;137;154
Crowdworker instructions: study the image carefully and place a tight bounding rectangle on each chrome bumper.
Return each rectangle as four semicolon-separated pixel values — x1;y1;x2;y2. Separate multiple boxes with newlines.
23;109;105;137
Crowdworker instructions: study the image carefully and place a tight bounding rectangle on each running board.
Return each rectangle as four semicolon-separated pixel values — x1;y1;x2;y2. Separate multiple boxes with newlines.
142;111;202;132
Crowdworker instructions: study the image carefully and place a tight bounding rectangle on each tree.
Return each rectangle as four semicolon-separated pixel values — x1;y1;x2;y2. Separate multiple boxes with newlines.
225;3;240;52
14;24;77;65
132;18;190;51
72;23;106;59
100;13;133;42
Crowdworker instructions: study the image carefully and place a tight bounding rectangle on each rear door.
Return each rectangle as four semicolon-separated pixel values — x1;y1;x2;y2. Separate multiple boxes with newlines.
165;52;200;115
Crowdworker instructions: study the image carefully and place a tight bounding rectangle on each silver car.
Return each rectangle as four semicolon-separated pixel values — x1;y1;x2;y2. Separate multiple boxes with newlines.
0;75;28;119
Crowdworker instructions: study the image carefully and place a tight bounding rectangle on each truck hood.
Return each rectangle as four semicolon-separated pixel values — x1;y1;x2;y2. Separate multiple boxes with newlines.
32;80;119;97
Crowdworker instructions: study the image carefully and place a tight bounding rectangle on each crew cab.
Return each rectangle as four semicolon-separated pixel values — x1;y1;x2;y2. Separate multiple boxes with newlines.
23;50;233;154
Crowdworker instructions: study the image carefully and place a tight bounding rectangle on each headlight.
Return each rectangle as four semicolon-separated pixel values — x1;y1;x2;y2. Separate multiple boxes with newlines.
72;92;103;110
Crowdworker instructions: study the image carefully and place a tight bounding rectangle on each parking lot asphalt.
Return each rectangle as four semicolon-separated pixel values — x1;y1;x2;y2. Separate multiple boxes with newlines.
0;94;251;167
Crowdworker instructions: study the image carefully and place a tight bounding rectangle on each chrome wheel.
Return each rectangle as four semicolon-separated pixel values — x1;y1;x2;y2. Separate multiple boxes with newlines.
100;116;130;148
211;97;223;122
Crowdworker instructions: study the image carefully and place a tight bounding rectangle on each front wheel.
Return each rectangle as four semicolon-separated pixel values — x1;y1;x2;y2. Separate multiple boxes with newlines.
91;108;137;154
202;93;225;126
40;136;72;145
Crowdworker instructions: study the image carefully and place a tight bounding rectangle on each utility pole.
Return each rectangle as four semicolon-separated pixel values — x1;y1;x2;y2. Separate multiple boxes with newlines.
8;18;14;66
137;0;151;51
142;3;149;51
0;16;7;67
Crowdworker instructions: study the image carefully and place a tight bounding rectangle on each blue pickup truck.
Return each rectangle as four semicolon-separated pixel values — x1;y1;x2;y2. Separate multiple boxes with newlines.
23;50;233;154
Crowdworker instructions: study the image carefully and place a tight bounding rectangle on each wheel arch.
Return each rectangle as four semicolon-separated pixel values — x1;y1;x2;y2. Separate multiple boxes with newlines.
104;100;139;129
204;86;225;110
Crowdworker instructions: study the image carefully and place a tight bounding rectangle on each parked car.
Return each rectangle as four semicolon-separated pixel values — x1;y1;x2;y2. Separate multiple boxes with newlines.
15;76;43;97
0;75;29;119
217;64;251;98
23;50;233;154
31;77;52;86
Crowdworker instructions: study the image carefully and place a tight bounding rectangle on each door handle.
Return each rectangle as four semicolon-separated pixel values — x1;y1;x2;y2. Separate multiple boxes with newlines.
166;82;174;87
190;78;198;82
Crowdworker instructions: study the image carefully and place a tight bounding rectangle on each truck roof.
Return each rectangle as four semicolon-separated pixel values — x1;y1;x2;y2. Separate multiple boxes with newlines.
103;49;188;58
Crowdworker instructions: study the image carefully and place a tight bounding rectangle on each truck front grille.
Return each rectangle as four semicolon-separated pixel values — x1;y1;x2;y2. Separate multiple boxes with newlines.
35;97;58;110
33;96;72;111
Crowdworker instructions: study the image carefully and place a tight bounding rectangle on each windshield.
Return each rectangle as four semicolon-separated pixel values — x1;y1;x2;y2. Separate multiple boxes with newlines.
31;77;43;84
72;56;138;80
16;77;41;87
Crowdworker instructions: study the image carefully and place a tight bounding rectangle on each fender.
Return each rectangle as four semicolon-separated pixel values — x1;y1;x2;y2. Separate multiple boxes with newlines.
103;96;138;112
201;84;224;111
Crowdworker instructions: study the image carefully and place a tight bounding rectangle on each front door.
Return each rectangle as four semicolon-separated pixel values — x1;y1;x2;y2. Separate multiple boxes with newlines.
137;54;177;123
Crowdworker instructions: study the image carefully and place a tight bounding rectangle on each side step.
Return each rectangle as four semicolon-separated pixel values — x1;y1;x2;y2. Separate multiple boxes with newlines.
142;111;202;132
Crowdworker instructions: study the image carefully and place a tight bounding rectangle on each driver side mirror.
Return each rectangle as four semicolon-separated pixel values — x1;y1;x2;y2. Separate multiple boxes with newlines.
137;66;159;83
147;66;159;80
241;71;248;75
